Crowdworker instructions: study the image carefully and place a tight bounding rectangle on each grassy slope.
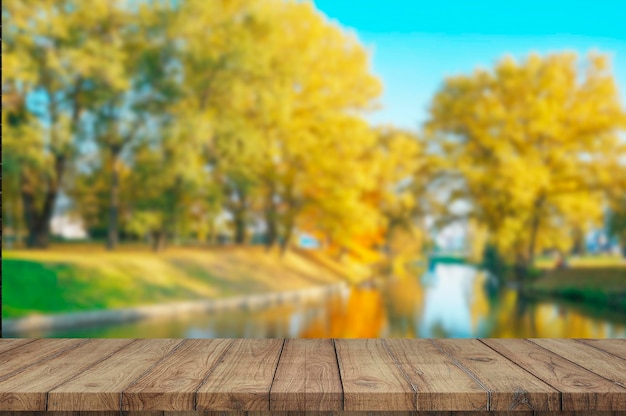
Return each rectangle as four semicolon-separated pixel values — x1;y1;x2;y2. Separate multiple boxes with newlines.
525;257;626;310
2;245;347;319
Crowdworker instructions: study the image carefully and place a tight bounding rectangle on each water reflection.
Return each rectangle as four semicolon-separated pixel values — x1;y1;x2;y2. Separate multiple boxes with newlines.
420;264;478;337
15;262;626;338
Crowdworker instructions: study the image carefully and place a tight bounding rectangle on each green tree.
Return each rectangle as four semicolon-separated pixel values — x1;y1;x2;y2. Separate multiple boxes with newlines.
3;0;129;247
90;2;175;250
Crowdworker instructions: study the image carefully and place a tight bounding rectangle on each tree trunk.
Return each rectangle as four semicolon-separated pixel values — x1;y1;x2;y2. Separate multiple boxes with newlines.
207;216;216;245
513;253;528;281
152;229;167;252
27;222;50;249
21;175;37;247
233;209;247;244
526;195;545;270
232;186;248;245
571;227;586;256
280;215;295;256
21;154;65;249
264;191;278;250
170;175;183;245
106;149;121;250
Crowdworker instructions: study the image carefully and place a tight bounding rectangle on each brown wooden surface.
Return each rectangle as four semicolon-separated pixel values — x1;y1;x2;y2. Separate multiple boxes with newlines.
530;338;626;388
0;412;624;415
0;339;37;355
383;339;488;411
0;339;88;382
481;338;626;411
577;338;626;360
432;339;561;412
335;338;416;411
0;338;133;411
195;339;284;411
270;339;342;411
0;410;626;416
124;339;232;411
48;338;184;411
0;338;625;413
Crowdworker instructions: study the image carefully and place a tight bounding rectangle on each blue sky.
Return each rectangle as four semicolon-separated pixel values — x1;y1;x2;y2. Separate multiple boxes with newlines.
312;0;626;130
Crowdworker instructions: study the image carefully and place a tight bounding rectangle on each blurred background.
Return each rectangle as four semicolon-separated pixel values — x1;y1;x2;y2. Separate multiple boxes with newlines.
2;0;626;338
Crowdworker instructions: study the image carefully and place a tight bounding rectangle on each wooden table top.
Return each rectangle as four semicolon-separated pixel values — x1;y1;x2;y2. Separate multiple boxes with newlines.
0;338;624;413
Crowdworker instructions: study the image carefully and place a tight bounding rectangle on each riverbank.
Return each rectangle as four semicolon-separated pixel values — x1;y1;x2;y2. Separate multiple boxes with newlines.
522;265;626;311
2;245;351;319
3;283;349;336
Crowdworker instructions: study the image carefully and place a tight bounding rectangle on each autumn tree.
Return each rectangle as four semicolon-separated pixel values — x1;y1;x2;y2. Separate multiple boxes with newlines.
88;1;181;250
215;1;383;252
427;52;626;275
161;0;268;246
3;0;131;247
366;127;441;274
608;200;626;256
607;164;626;256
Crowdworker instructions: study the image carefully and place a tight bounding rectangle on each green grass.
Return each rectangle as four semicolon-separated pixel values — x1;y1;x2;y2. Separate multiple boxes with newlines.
523;264;626;311
2;259;201;318
2;246;347;319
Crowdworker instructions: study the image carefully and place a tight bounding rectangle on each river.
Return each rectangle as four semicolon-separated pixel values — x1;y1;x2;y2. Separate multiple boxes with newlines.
14;262;626;338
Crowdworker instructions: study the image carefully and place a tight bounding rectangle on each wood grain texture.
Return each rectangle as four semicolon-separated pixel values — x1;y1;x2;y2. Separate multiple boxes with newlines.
0;339;37;355
335;339;415;411
432;339;560;412
0;411;622;415
0;339;88;381
382;338;488;411
247;412;337;416
0;338;134;411
530;339;626;388
270;338;342;411
195;339;284;411
0;338;625;413
48;338;184;411
124;339;233;411
577;338;626;360
482;338;626;411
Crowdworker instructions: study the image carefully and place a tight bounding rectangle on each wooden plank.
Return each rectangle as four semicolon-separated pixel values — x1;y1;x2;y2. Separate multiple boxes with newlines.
0;412;612;416
196;339;284;411
382;339;488;411
0;339;88;380
530;339;626;388
241;412;332;416
0;413;80;416
451;412;533;416
124;412;164;416
577;338;626;360
432;339;560;412
203;411;245;416
0;338;134;411
48;338;184;411
0;339;37;355
533;413;617;416
270;338;342;411
482;338;626;411
124;339;233;411
335;338;415;411
452;413;612;416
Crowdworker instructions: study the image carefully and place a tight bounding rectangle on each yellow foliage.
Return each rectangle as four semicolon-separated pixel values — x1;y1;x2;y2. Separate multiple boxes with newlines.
428;52;626;263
